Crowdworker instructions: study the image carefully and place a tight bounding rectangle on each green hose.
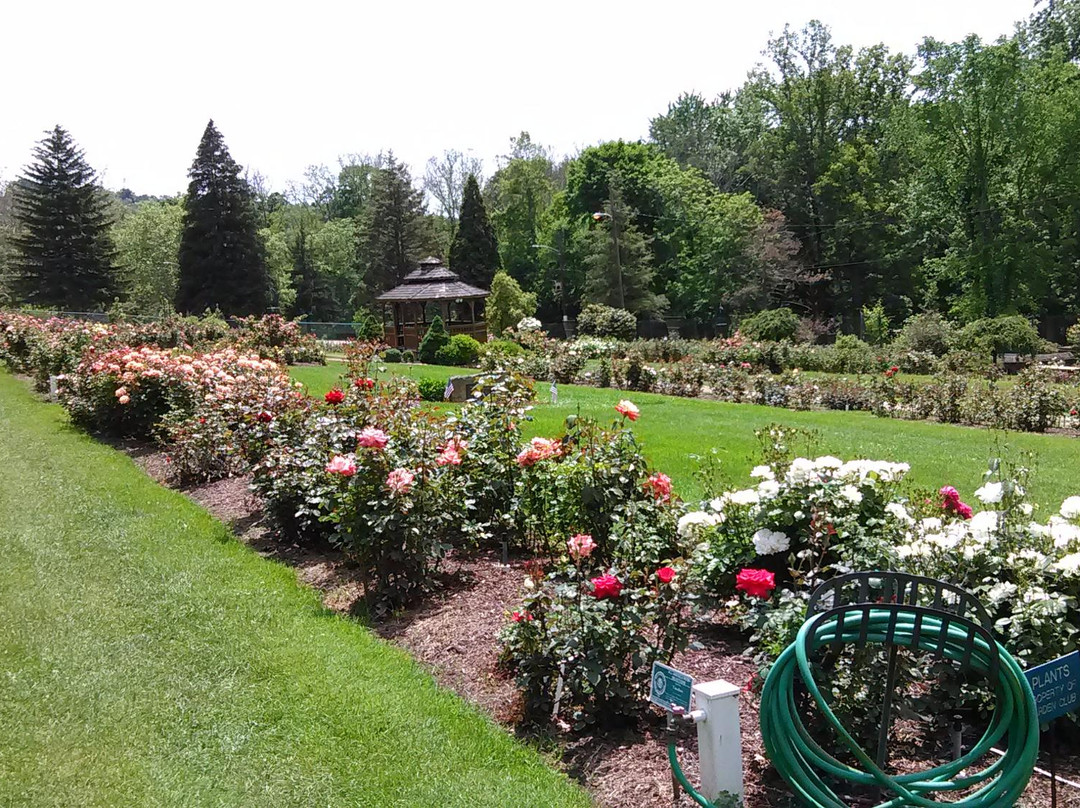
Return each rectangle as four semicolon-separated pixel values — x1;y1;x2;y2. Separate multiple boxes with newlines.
759;607;1039;807
668;740;721;807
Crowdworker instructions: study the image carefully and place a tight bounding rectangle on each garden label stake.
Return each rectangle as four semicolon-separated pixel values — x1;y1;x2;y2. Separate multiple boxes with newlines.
1023;650;1080;808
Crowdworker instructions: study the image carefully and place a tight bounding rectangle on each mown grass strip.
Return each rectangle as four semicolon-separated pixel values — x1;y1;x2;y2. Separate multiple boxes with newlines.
0;371;589;808
290;363;1080;508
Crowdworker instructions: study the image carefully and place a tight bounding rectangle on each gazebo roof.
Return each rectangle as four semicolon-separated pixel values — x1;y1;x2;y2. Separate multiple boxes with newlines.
376;257;490;302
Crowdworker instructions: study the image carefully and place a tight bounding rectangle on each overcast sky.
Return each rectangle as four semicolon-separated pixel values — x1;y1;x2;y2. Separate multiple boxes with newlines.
2;0;1035;197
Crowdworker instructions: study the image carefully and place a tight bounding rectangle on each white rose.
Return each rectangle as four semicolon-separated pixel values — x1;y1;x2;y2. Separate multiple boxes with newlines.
974;482;1003;504
752;528;791;555
1060;496;1080;520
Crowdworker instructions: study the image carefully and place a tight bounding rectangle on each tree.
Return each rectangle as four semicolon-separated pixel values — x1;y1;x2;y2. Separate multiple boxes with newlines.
11;126;117;310
176;120;268;315
111;199;183;317
356;154;426;300
423;149;483;232
289;216;337;321
486;132;557;291
581;179;665;316
486;270;537;334
449;175;499;287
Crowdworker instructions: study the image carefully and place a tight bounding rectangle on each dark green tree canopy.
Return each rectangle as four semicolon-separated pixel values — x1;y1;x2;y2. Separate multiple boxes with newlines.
12;125;117;310
355;153;427;300
176;120;268;315
449;174;499;287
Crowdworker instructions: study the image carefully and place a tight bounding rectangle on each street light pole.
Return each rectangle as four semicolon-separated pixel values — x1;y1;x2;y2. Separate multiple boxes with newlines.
593;201;624;309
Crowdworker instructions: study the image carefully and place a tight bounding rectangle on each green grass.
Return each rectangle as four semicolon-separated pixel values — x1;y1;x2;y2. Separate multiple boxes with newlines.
291;363;1080;509
0;371;589;808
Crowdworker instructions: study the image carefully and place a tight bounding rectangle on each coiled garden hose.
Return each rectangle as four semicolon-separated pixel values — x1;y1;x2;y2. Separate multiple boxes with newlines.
759;607;1039;807
668;739;720;807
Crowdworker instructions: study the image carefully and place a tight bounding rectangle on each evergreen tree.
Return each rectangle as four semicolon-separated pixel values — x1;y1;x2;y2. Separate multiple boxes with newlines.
355;154;426;299
449;174;499;287
176;120;268;315
289;219;336;320
12;126;117;310
582;180;664;316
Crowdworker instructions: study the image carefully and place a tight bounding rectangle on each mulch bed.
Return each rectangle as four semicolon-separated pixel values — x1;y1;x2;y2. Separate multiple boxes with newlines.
125;445;1080;807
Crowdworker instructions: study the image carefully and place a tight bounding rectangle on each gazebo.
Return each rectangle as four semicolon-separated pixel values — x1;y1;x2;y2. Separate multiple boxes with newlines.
376;257;490;350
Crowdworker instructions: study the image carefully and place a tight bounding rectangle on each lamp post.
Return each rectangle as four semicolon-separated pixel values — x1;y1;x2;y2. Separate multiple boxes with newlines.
532;234;569;320
592;206;624;309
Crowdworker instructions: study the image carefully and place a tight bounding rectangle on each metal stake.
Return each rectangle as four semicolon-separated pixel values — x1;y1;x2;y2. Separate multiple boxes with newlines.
876;645;900;769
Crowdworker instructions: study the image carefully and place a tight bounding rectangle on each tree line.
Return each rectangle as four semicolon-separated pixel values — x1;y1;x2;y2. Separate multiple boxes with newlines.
2;0;1079;340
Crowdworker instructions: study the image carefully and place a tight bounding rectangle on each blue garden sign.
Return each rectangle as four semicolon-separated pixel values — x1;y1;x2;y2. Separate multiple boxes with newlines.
1024;651;1080;724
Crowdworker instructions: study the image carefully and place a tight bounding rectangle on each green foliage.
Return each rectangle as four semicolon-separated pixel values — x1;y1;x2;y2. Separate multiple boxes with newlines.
486;270;537;334
382;347;403;363
416;376;447;401
576;304;637;340
956;315;1043;357
738;308;799;342
351;308;384;341
481;338;525;359
418;315;450;363
12;126;118;310
449;175;499;287
896;312;954;356
110;199;183;317
356;155;427;298
435;334;481;367
1066;321;1080;348
862;301;891;345
177;121;268;316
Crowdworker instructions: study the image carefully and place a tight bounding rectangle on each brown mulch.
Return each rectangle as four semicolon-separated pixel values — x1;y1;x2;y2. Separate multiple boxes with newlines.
120;441;1080;808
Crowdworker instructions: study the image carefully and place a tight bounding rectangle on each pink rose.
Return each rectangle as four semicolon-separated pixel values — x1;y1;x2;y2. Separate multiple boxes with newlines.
386;467;415;495
591;574;623;599
437;446;462;466
644;472;673;502
326;454;356;477
357;427;389;450
615;400;640;421
567;533;597;561
656;566;676;584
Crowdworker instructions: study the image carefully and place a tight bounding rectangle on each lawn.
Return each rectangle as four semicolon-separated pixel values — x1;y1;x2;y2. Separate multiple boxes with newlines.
291;362;1080;509
0;371;589;808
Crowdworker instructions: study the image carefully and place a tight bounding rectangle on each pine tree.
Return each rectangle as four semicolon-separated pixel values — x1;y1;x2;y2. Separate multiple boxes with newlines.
582;180;665;316
449;174;499;287
176;120;268;315
356;153;426;298
12;126;117;310
289;220;336;320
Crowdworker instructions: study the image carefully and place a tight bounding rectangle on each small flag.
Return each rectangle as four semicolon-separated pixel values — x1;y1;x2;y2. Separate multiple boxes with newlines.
444;379;454;401
550;381;558;405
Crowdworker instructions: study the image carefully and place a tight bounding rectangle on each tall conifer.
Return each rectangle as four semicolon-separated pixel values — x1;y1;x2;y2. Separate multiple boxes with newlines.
12;126;116;310
449;174;499;287
176;120;268;315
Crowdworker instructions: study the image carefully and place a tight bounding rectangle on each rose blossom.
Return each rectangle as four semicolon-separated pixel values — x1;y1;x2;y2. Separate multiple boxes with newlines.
656;566;676;584
516;437;562;467
353;377;375;390
644;472;673;502
324;388;345;404
567;533;597;560
436;446;463;466
386;467;415;495
326;454;357;476
356;427;389;450
118;395;130;405
591;574;623;599
511;611;534;622
614;400;640;421
735;568;776;599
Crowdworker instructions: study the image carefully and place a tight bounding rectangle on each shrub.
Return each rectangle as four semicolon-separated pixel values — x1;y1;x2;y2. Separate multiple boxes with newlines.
417;377;448;402
487;271;538;335
418;316;450;364
576;304;637;340
480;339;525;360
895;312;954;356
738;308;799;342
956;315;1043;358
382;347;403;363
402;349;417;363
233;314;325;365
1066;321;1080;349
434;334;481;366
861;301;891;346
351;309;385;341
1009;367;1066;432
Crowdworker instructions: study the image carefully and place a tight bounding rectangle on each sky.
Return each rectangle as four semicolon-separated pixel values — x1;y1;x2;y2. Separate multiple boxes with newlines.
2;0;1037;198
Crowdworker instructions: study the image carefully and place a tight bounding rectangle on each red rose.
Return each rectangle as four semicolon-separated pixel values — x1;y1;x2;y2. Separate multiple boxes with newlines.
256;411;273;423
591;574;623;599
354;377;375;390
324;388;345;404
511;611;533;622
735;568;775;599
656;566;676;584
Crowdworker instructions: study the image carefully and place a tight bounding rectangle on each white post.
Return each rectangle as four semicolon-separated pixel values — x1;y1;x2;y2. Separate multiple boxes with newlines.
48;375;59;399
693;679;744;802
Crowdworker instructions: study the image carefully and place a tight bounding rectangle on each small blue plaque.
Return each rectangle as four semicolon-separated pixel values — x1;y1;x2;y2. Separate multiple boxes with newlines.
1024;651;1080;724
650;661;693;712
